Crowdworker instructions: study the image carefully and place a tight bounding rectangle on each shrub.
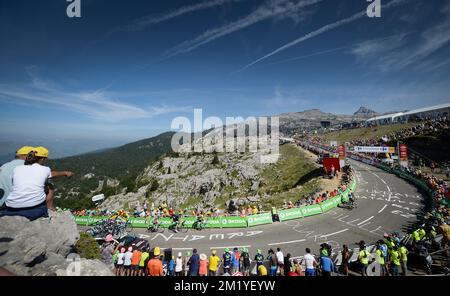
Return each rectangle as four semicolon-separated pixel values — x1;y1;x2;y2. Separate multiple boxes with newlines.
75;233;101;260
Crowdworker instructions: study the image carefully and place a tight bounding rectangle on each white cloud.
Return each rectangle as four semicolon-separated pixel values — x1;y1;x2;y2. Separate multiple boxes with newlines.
263;87;309;108
0;68;191;122
351;2;450;72
113;0;241;33
162;0;323;59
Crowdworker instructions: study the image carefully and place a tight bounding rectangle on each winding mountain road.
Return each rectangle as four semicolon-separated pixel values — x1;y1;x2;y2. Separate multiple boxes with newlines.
122;159;425;257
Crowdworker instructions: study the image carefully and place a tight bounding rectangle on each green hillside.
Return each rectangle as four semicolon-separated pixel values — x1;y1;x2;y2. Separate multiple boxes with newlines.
49;132;175;209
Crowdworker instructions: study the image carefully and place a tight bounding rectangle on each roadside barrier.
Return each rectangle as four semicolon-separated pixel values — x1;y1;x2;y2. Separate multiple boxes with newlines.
74;179;357;229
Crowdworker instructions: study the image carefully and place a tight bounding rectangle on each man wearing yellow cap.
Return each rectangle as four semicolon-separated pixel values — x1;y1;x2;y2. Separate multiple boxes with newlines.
0;146;34;208
1;146;74;220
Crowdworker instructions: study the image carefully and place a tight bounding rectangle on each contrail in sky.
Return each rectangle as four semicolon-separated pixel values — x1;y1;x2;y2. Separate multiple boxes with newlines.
236;0;408;73
162;0;324;59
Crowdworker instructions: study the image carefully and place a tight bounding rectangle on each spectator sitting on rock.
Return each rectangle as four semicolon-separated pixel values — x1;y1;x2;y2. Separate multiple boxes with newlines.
0;146;34;208
0;147;74;220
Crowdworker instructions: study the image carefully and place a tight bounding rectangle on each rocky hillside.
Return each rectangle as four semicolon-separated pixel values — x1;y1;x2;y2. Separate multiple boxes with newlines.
99;144;320;212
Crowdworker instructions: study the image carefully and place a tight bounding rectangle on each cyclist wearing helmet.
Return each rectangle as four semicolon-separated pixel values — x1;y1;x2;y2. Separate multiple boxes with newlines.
171;212;182;233
195;211;205;229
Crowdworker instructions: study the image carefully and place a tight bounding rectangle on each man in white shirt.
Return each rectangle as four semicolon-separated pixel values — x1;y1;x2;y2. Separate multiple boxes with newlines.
276;248;285;276
124;247;133;276
1;146;73;220
0;146;34;208
301;248;318;276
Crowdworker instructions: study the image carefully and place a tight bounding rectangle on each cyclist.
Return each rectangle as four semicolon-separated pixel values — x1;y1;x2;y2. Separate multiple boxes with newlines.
348;191;356;208
195;211;205;230
171;213;183;233
149;210;161;232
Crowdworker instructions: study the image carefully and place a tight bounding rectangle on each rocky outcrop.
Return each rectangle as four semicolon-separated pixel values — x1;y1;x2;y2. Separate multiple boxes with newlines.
100;150;271;211
0;211;113;276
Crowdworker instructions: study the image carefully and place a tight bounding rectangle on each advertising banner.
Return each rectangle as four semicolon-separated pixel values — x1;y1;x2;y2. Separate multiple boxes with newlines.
219;216;248;228
353;146;394;153
338;145;346;159
300;204;323;217
399;144;408;161
129;217;149;228
246;213;273;227
320;199;336;212
278;208;303;221
74;216;109;226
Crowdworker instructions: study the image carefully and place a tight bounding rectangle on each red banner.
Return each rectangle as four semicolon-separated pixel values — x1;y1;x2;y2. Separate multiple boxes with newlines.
399;144;408;161
338;145;346;159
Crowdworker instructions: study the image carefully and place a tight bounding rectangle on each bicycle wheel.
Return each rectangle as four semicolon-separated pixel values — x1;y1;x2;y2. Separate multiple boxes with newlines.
179;221;189;233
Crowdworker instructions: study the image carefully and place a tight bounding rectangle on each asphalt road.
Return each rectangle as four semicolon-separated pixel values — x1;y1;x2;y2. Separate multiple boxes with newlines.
105;159;425;258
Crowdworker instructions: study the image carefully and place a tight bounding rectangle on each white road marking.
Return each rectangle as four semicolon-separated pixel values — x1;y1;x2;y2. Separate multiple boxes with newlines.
380;179;387;185
320;228;348;238
267;239;306;246
357;216;374;226
378;204;388;213
209;245;251;249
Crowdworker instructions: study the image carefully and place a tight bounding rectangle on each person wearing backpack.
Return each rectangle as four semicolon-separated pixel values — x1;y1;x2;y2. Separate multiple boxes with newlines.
240;248;251;276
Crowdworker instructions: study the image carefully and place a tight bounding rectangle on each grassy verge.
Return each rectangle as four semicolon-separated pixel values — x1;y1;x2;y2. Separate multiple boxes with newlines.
319;122;418;143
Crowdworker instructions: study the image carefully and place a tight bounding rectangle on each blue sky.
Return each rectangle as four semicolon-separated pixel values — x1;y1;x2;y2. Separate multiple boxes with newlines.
0;0;449;157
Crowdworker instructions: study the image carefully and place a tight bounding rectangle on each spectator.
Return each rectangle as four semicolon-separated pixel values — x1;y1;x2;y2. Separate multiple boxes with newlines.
275;248;284;276
375;241;388;276
398;243;409;276
292;259;303;276
389;245;401;276
283;253;292;276
258;264;268;276
340;245;350;276
123;246;133;276
254;249;264;269
188;249;200;276
267;249;278;276
168;255;175;276
199;253;208;276
231;247;240;274
175;252;183;276
139;247;150;276
320;251;334;276
130;245;142;276
147;247;163;276
301;248;317;276
208;250;221;276
240;248;251;276
222;248;232;274
358;241;370;276
0;146;34;208
184;251;191;276
1;148;74;220
100;234;119;271
116;248;125;276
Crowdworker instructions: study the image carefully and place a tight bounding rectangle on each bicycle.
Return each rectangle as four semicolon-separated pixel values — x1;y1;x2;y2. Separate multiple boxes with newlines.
193;219;207;231
147;219;164;233
169;219;188;233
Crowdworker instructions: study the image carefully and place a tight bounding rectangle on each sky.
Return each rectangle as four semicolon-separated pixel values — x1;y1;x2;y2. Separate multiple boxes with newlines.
0;0;450;157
